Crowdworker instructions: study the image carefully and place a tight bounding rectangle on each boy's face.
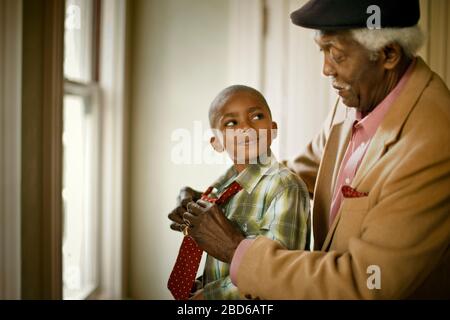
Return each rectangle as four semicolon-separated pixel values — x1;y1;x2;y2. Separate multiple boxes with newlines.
211;92;277;165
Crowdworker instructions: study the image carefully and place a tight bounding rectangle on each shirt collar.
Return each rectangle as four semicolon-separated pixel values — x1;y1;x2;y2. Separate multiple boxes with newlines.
354;58;416;139
212;153;278;195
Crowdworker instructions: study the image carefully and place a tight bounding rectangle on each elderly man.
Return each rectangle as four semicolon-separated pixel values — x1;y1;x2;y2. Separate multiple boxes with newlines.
169;0;450;299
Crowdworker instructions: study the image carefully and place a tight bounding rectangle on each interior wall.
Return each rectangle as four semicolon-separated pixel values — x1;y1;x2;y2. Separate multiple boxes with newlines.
128;0;231;299
420;0;450;86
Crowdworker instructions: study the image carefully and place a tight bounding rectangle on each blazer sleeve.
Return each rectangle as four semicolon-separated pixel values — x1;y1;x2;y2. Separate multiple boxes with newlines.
235;133;450;299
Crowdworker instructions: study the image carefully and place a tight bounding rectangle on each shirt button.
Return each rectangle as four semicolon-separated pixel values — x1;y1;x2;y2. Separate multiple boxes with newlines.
345;178;350;184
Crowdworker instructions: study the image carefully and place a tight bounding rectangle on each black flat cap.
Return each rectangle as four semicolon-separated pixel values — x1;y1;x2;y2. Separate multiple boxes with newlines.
291;0;420;30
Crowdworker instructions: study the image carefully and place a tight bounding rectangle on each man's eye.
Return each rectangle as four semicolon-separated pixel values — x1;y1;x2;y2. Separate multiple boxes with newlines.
251;113;264;120
224;120;237;127
333;55;344;63
330;49;345;63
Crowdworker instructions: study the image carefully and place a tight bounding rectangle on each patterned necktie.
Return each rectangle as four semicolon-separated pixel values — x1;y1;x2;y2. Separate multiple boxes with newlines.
167;181;242;300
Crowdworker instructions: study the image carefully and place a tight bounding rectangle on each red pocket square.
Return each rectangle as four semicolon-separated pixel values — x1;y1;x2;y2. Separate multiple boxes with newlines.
342;185;368;198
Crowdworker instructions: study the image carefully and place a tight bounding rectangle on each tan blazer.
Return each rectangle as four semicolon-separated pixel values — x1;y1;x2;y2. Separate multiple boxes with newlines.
236;58;450;299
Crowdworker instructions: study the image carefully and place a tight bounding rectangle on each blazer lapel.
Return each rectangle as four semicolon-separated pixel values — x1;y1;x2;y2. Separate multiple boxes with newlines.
313;106;354;249
330;109;355;193
321;203;343;251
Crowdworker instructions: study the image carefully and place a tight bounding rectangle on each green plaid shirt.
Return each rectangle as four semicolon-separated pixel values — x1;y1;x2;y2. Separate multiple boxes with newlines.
202;156;310;300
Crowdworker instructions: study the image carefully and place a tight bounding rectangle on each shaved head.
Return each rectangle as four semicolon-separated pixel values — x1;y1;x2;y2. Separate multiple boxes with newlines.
209;85;271;128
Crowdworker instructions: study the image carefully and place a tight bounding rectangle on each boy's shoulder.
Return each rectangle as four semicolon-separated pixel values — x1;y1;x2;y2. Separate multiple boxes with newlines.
263;161;308;192
214;160;308;198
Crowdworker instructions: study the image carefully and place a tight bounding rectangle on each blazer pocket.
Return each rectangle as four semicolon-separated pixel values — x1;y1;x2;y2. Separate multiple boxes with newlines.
340;196;370;212
332;197;370;251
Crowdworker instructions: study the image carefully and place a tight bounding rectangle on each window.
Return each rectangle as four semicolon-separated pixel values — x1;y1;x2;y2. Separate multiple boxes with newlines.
62;0;101;300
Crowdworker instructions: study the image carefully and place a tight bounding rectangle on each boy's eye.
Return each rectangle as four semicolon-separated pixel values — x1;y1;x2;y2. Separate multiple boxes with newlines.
251;113;264;120
224;120;237;127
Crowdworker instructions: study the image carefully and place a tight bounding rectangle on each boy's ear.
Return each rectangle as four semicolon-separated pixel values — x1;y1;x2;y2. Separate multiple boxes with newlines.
210;136;224;153
271;121;278;140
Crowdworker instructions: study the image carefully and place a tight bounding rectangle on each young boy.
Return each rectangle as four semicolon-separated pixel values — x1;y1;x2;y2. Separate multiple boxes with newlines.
172;85;310;300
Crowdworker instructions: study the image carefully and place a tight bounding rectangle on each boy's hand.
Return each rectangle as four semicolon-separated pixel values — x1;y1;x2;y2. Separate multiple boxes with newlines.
183;200;245;264
168;186;202;232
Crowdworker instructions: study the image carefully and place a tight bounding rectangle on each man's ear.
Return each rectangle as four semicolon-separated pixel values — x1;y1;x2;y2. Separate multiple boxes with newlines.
271;121;278;140
381;43;403;70
210;136;224;152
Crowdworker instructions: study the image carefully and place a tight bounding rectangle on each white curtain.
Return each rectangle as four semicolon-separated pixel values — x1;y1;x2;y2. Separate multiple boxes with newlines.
265;0;337;160
229;0;337;161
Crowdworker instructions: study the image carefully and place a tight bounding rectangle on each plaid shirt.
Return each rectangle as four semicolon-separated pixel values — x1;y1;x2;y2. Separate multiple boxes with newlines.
202;156;310;300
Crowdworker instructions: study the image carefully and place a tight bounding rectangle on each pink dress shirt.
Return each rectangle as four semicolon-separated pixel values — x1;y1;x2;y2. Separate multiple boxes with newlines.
230;59;416;286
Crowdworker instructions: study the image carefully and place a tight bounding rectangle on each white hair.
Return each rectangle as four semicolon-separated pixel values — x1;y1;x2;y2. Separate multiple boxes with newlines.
351;25;425;60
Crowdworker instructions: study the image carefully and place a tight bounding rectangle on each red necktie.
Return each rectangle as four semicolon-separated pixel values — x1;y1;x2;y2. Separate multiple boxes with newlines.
167;181;242;300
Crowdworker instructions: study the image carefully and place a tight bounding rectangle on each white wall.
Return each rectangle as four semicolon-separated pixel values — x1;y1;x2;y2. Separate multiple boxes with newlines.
128;0;231;299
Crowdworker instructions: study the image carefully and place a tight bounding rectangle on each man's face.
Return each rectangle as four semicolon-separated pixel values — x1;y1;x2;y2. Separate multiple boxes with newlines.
212;92;276;164
315;31;385;113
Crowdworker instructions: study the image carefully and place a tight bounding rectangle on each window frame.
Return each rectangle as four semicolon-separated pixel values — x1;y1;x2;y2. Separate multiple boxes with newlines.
19;0;128;300
0;0;22;300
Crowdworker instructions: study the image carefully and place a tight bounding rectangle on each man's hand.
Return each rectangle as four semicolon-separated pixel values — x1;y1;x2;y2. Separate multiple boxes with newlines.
183;200;245;263
177;186;202;207
168;186;202;232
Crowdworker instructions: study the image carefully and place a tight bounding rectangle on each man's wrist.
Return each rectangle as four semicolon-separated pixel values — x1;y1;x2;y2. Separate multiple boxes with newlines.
225;233;245;263
230;238;255;286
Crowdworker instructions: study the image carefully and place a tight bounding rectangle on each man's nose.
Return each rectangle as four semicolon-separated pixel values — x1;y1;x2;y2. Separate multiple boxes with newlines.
322;56;336;77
